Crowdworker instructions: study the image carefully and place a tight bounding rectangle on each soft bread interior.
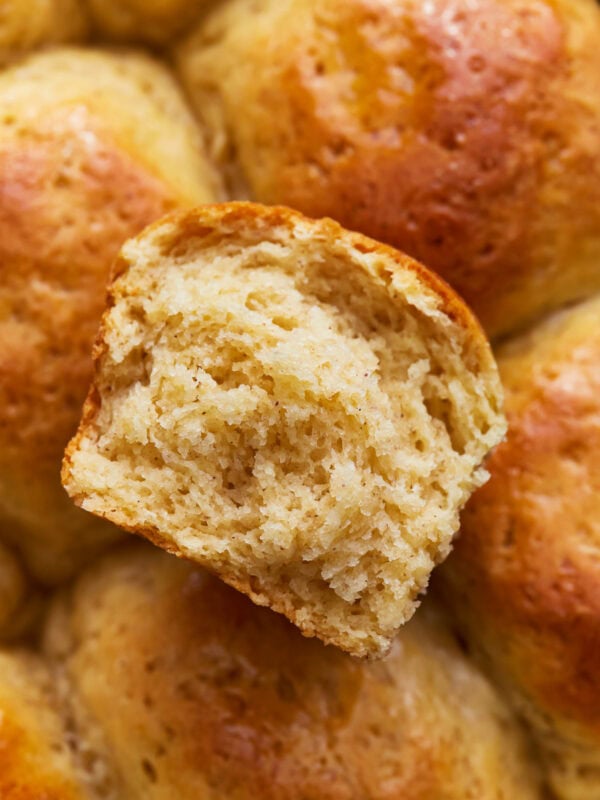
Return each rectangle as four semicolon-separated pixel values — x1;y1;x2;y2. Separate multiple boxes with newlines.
64;207;505;657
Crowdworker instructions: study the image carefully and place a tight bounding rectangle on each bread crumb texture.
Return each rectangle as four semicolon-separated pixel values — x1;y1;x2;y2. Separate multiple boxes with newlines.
63;203;505;658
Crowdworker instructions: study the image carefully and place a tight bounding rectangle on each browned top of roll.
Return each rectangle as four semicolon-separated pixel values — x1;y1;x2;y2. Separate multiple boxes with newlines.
0;48;217;583
177;0;600;338
44;543;542;799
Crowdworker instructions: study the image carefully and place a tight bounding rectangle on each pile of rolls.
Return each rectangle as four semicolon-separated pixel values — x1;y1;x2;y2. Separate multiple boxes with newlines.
0;1;599;798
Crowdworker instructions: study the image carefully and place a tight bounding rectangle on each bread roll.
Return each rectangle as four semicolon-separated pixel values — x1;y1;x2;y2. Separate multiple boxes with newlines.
44;543;542;799
437;294;600;799
0;0;88;66
0;48;218;584
61;202;505;658
0;649;90;798
85;0;212;46
177;0;600;338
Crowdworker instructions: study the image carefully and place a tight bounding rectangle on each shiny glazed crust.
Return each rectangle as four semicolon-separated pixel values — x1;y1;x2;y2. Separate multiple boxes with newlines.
177;0;600;338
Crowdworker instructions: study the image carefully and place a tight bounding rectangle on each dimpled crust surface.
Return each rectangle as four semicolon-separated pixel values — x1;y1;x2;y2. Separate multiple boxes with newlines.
62;202;505;658
43;543;542;800
0;0;88;66
0;649;91;799
85;0;213;46
177;0;600;338
436;294;600;800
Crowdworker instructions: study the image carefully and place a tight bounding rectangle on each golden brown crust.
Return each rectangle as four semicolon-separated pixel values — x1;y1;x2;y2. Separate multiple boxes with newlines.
436;295;600;793
44;543;542;799
0;651;89;799
0;109;175;581
178;0;600;338
0;49;217;583
0;113;177;470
